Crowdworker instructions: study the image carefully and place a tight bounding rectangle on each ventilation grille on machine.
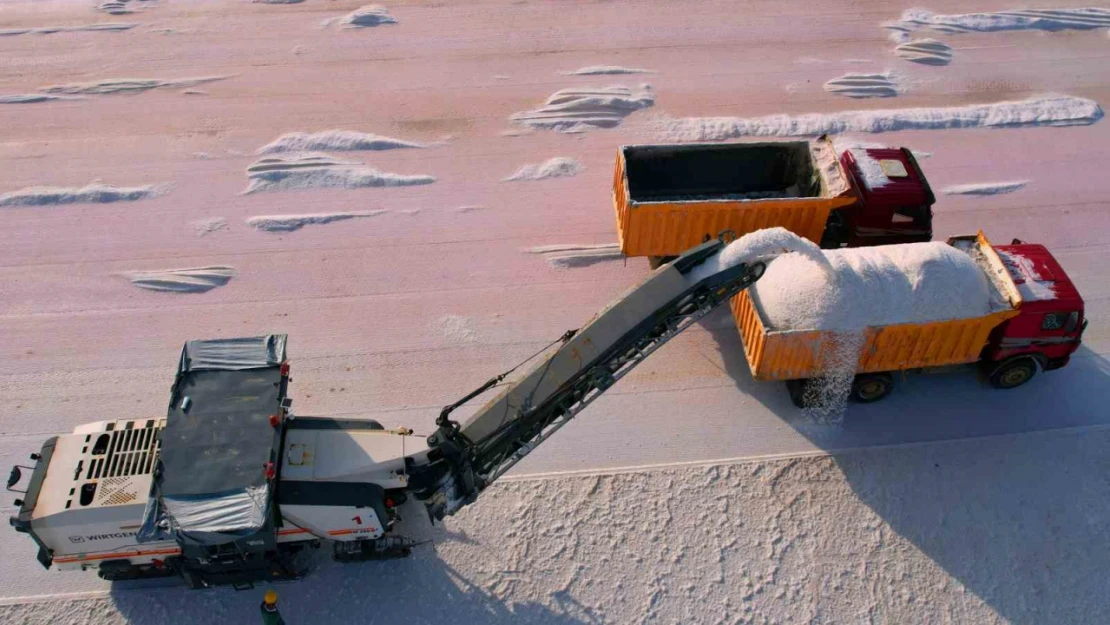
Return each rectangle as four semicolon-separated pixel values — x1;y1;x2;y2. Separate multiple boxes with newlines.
83;422;164;481
65;420;165;510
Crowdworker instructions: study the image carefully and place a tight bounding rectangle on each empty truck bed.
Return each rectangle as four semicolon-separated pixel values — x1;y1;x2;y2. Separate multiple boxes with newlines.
613;138;856;257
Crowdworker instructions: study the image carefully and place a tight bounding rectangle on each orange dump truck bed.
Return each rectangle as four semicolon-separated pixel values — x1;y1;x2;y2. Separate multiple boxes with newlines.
614;138;858;257
730;233;1024;381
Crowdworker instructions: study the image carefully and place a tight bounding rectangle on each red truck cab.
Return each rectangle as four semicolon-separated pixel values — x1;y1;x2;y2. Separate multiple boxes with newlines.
830;147;935;248
983;241;1086;387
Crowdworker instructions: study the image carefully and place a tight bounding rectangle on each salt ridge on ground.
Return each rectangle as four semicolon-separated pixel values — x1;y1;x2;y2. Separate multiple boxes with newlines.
258;130;425;154
121;266;235;293
243;154;435;194
0;183;162;206
41;76;230;96
659;95;1104;140
246;211;387;232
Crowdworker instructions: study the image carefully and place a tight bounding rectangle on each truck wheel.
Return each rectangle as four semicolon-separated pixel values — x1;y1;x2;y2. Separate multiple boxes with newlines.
648;256;677;270
988;357;1037;389
786;379;813;409
849;373;893;403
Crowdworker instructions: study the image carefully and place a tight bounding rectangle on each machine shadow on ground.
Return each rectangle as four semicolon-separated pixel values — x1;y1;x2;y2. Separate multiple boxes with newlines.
106;517;597;625
705;311;1110;624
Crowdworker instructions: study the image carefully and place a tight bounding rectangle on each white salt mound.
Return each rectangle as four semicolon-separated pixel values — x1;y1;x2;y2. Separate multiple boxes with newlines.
687;227;827;284
889;7;1110;35
41;76;230;96
0;94;78;104
894;39;953;66
0;183;161;206
510;85;654;132
823;72;901;99
561;66;656;75
0;23;137;36
941;180;1028;196
122;266;234;294
258;130;424;154
243;153;434;194
341;5;397;27
750;242;992;331
503;157;584;182
193;217;228;236
247;210;386;231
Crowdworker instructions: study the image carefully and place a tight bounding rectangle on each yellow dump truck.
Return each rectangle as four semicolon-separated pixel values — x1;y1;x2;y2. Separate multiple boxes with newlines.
613;137;935;264
729;232;1088;407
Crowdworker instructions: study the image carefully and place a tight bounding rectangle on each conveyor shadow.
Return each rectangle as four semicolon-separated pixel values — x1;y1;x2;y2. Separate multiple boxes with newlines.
704;310;1110;624
106;516;597;625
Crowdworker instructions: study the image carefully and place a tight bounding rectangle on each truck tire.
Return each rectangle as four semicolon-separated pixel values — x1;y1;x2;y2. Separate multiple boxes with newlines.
850;373;894;403
786;379;814;409
988;357;1037;390
647;256;677;270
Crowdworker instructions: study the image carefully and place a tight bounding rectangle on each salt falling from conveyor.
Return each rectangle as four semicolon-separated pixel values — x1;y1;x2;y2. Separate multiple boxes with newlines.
686;227;831;283
703;230;994;422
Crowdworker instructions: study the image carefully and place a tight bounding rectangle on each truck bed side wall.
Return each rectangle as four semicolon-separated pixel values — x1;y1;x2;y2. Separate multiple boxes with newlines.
614;150;855;257
730;291;1021;380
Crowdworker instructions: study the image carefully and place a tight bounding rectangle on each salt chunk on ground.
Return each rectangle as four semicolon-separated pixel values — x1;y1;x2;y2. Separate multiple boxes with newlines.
941;180;1027;196
687;227;829;284
503;157;584;182
340;5;397;28
751;242;992;331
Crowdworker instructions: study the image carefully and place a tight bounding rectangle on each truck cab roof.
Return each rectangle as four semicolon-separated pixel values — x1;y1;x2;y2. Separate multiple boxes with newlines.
840;147;933;208
994;243;1083;307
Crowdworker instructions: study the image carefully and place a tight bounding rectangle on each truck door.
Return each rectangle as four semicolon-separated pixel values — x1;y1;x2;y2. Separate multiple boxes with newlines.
1032;310;1085;367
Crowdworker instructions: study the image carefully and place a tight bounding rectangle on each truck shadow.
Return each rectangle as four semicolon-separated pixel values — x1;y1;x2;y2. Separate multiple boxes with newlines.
106;523;597;625
703;313;1110;624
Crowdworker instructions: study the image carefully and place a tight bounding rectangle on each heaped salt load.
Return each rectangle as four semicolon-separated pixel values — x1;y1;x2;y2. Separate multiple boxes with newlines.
613;136;935;263
729;231;1087;407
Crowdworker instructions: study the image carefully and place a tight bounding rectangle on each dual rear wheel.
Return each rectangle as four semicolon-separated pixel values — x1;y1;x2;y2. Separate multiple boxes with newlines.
786;373;893;409
786;356;1041;409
